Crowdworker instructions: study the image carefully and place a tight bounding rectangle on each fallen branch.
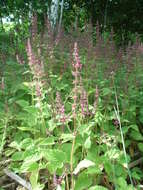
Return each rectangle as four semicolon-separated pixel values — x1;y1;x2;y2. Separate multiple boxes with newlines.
3;168;32;190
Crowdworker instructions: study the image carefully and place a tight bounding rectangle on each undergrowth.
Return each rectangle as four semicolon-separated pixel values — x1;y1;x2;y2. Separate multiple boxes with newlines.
0;21;143;190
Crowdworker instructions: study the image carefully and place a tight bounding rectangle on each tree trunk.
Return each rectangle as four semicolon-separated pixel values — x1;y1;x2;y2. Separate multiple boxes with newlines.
90;0;96;27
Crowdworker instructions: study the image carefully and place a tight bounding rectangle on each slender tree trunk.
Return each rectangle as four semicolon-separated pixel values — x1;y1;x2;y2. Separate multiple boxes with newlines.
50;0;59;28
90;0;96;27
58;0;64;34
104;0;109;29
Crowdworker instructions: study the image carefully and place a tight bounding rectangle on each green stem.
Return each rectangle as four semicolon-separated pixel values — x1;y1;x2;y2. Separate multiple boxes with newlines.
70;118;76;190
0;119;7;154
114;91;133;186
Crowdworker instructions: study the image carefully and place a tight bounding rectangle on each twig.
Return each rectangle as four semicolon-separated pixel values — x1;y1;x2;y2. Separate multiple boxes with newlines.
2;182;15;188
129;157;143;169
3;168;32;190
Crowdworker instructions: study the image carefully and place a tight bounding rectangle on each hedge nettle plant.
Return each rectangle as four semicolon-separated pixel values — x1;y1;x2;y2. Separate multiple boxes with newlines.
26;35;134;189
2;17;143;189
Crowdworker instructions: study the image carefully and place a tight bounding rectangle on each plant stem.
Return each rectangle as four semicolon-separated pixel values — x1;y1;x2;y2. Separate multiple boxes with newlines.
70;118;76;190
114;91;133;186
65;173;70;190
0;119;7;154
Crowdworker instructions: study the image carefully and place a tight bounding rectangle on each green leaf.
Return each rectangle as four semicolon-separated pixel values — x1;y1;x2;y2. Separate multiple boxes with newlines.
28;162;39;172
131;167;143;181
88;186;108;190
116;177;127;188
16;100;29;107
75;172;92;190
20;138;34;149
12;152;24;161
78;124;92;136
114;164;126;177
43;149;67;171
130;131;143;141
30;170;38;187
37;137;55;146
61;143;72;162
5;149;16;157
48;119;57;132
138;143;143;152
9;141;21;151
105;148;120;160
102;88;112;96
87;166;103;175
17;126;39;132
20;153;42;172
84;136;91;149
129;125;139;132
73;159;95;175
60;133;74;143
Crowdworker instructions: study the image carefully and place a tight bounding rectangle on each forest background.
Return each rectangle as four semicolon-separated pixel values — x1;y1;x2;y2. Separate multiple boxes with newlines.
0;0;143;190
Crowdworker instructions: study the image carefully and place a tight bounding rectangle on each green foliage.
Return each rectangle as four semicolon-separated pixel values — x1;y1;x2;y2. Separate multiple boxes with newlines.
0;20;143;190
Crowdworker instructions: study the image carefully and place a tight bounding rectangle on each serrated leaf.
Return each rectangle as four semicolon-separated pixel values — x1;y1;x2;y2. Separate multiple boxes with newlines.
73;159;95;175
5;149;16;157
37;137;55;146
9;141;21;151
130;130;143;141
12;152;24;161
75;172;92;190
21;153;42;172
60;133;74;143
105;148;120;160
78;124;91;136
43;149;67;171
20;138;34;149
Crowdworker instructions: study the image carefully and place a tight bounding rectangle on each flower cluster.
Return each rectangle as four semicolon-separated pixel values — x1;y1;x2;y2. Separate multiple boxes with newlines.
26;38;45;97
73;42;82;70
26;39;45;79
80;89;89;117
53;173;65;188
55;92;67;125
72;42;82;118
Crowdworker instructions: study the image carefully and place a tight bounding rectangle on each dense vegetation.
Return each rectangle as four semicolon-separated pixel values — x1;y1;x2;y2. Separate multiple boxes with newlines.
0;1;143;190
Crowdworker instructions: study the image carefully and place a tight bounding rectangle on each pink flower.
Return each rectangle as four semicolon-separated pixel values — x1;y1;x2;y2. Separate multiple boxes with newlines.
80;89;89;117
56;92;67;125
73;42;82;70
